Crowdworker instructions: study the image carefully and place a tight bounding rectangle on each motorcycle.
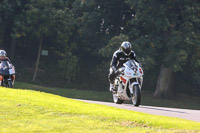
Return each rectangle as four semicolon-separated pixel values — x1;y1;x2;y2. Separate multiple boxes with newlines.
0;60;15;88
112;59;144;106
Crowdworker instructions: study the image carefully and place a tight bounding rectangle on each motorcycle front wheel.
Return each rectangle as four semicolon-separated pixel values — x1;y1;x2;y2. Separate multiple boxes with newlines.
131;84;141;106
8;80;13;88
113;93;124;104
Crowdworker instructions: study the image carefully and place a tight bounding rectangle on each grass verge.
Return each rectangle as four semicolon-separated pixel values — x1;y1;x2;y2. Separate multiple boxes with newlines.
0;87;200;132
15;82;200;110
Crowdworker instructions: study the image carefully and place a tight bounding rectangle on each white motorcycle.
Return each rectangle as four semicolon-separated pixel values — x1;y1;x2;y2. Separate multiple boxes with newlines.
112;59;144;106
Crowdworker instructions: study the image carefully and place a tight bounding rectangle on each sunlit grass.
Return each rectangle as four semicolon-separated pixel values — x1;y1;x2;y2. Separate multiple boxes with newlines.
0;87;200;132
15;82;200;110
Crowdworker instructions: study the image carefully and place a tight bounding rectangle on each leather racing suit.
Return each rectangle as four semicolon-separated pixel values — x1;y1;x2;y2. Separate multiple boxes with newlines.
108;49;141;84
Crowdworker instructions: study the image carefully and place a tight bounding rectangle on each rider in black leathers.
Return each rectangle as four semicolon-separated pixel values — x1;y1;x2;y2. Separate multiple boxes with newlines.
108;41;141;91
0;50;12;86
0;50;11;63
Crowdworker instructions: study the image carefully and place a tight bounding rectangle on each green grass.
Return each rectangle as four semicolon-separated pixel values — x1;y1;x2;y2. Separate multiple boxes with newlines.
0;86;200;133
15;82;200;110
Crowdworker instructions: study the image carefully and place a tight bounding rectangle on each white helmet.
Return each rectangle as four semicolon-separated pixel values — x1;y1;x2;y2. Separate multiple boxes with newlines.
0;50;7;57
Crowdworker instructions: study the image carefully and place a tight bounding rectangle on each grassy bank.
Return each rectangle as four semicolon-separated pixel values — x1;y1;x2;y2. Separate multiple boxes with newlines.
15;82;200;110
0;87;200;132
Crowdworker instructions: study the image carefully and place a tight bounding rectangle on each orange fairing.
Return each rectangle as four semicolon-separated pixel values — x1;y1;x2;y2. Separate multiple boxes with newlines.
120;77;126;84
0;76;3;81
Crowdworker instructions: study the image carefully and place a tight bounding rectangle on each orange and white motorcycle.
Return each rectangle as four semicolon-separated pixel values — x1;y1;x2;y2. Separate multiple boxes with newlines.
0;60;15;88
112;59;143;106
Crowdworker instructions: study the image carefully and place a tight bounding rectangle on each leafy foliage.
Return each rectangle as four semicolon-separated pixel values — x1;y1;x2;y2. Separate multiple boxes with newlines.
0;0;200;95
99;34;129;58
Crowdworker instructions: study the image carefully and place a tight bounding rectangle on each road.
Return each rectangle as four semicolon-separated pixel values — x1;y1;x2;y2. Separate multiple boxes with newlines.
76;99;200;122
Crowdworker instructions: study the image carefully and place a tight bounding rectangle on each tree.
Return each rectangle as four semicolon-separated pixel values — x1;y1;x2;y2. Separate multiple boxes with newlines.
23;0;75;82
126;0;200;98
0;0;25;58
71;0;135;89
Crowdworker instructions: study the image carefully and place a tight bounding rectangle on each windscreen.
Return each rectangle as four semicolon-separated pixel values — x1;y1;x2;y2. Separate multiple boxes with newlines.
124;59;137;69
0;61;10;75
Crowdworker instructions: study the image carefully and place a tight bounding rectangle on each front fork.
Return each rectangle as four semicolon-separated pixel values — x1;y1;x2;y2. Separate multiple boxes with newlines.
11;75;15;85
8;75;15;85
0;75;15;86
0;75;3;86
129;78;143;94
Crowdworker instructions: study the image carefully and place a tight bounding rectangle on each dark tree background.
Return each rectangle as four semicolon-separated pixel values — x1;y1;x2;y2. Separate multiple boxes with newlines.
0;0;200;99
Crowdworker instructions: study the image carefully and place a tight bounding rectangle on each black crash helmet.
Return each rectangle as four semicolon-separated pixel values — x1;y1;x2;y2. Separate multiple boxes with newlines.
120;41;132;56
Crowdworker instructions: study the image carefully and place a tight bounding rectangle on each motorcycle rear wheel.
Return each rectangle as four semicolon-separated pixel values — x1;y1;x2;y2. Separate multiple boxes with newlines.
113;93;124;104
131;84;141;106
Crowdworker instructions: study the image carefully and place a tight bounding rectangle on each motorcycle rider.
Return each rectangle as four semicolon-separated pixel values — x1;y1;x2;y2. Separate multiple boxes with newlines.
108;41;141;91
0;50;13;86
0;50;11;63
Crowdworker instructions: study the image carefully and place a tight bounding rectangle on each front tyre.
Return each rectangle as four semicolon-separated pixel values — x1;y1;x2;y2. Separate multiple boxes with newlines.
8;80;13;88
113;93;124;104
131;84;141;106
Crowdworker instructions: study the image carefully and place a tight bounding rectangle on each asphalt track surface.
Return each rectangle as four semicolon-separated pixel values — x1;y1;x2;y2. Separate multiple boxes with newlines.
76;99;200;122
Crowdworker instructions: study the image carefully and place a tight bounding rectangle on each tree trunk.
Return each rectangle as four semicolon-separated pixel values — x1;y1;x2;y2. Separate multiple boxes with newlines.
154;65;174;99
32;36;43;82
10;38;16;61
